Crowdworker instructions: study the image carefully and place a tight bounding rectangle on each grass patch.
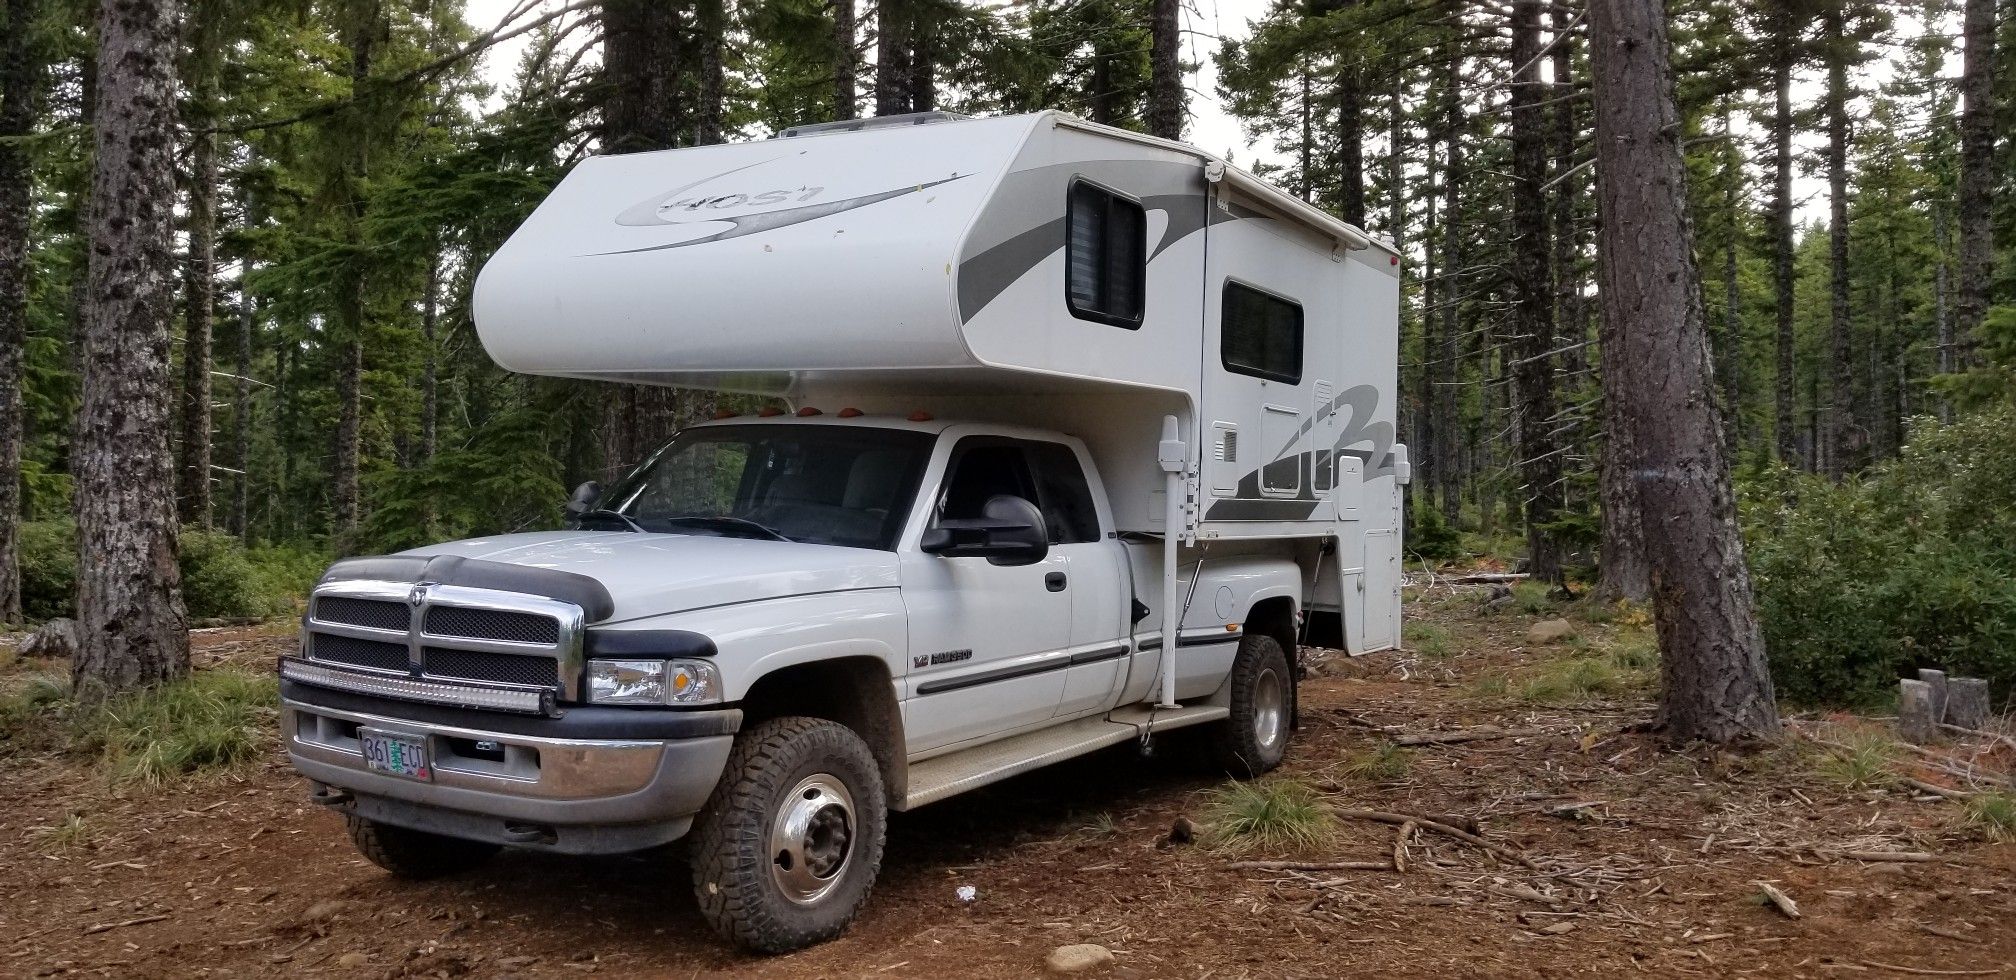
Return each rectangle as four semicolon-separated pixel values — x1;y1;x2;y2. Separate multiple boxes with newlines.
1814;730;1898;790
72;670;277;786
1404;623;1454;660
1340;740;1412;782
1201;778;1335;853
30;811;99;852
1963;793;2016;842
0;672;73;742
1466;673;1510;698
1518;656;1641;704
1511;581;1557;616
1072;811;1120;840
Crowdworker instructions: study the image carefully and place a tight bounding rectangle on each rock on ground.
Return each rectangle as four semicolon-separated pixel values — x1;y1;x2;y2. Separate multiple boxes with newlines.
20;619;78;659
1045;943;1115;974
1525;619;1574;645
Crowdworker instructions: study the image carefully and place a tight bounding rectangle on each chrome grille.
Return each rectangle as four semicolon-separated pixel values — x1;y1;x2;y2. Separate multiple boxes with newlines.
424;606;559;645
315;596;410;632
299;578;586;708
310;634;409;673
424;648;560;688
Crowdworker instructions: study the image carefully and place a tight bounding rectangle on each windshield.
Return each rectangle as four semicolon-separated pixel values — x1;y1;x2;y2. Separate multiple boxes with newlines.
594;424;934;550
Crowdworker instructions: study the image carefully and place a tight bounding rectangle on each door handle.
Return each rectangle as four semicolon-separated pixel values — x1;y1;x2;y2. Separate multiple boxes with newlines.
1045;571;1067;592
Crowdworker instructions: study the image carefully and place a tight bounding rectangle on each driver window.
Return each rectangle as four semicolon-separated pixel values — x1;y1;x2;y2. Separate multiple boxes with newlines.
936;441;1038;524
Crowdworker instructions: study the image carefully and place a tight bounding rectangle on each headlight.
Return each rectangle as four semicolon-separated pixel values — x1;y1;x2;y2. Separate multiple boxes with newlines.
586;659;721;706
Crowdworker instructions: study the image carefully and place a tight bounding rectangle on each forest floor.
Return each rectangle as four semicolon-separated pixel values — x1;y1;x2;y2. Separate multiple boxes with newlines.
3;584;2014;979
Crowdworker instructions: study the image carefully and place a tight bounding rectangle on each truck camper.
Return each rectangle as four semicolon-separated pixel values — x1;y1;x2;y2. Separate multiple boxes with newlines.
279;110;1404;952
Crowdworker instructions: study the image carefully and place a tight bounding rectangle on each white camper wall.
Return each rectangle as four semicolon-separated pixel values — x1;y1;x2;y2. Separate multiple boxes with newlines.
472;115;1041;390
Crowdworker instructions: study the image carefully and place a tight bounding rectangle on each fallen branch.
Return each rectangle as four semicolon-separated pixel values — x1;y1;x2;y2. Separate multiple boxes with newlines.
83;914;169;935
1488;882;1564;907
1393;821;1415;873
1900;777;1974;801
1754;881;1801;919
1939;723;2016;752
1447;572;1529;584
1334;809;1540;870
1821;850;1939;864
1224;859;1392;872
1858;962;2006;977
1393;725;1558;746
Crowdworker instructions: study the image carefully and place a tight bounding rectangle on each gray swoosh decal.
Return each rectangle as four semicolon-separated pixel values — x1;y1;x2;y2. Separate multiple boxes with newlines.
612;155;798;226
590;174;971;256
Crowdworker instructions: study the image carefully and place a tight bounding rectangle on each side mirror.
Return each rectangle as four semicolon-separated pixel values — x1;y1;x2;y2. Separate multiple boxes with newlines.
919;494;1049;566
565;481;602;518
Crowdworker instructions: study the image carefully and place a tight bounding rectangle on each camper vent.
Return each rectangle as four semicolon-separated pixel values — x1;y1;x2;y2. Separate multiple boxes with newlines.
1218;430;1238;463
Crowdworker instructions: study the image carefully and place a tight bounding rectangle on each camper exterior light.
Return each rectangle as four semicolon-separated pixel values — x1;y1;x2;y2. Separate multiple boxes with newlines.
285;109;1401;956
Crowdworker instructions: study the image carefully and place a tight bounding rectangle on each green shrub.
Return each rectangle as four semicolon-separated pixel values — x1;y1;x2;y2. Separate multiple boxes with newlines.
1340;740;1412;781
14;521;317;624
1408;507;1464;563
1745;408;2016;705
18;520;76;622
71;669;277;785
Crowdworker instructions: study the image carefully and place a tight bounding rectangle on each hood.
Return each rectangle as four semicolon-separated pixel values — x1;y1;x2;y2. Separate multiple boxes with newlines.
401;531;899;623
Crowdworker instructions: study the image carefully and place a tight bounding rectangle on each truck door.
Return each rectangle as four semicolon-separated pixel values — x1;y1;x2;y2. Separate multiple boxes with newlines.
900;436;1073;755
1022;441;1131;719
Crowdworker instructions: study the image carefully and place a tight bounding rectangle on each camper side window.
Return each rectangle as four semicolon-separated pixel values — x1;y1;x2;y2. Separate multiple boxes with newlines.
1065;180;1146;328
1220;281;1304;385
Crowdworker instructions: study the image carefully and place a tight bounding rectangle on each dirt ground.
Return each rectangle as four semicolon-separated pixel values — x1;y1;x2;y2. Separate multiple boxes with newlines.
3;587;2013;979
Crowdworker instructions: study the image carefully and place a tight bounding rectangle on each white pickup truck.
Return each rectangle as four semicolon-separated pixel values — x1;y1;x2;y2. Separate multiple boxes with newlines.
280;111;1402;953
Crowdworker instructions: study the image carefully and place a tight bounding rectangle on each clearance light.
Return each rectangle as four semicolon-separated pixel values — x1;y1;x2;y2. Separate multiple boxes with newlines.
838;407;864;418
796;407;822;417
714;409;738;420
908;410;933;422
758;406;784;417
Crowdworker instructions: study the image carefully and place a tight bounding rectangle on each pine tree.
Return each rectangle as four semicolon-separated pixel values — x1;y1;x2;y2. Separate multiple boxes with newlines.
73;0;191;696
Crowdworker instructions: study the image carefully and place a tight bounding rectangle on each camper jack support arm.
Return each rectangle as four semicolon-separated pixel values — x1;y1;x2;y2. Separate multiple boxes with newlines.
1157;415;1187;710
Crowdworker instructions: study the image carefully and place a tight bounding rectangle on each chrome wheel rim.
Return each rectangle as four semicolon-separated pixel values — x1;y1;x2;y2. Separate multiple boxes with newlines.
1253;666;1286;752
769;773;856;906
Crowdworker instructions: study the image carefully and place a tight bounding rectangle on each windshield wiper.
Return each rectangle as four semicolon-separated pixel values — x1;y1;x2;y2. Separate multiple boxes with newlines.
574;509;646;533
658;515;792;542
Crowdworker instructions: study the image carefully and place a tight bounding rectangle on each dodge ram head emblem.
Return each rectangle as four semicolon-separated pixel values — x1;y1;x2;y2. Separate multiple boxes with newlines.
408;585;427;609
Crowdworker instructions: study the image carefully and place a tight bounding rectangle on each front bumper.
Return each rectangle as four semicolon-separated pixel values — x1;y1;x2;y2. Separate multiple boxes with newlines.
281;680;739;854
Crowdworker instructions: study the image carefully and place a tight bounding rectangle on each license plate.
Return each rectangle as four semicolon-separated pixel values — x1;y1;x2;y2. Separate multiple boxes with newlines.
360;729;432;782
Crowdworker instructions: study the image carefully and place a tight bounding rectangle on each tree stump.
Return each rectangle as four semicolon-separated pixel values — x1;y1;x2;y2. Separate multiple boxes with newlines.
1946;678;1991;731
1917;669;1949;724
1898;679;1937;745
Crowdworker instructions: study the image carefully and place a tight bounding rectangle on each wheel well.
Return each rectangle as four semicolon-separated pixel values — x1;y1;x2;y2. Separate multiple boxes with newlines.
1245;596;1298;659
739;657;906;803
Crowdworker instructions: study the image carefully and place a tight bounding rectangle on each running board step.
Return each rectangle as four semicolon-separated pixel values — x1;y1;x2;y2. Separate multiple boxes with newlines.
899;704;1231;810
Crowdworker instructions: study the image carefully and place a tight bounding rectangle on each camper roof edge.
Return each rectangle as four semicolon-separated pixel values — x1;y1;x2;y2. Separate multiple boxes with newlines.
1045;113;1388;256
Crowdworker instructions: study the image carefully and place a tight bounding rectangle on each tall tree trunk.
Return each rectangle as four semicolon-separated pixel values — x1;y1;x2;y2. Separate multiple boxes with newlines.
1147;0;1182;139
1296;62;1312;200
73;0;191;695
1953;0;1996;364
1435;45;1462;527
696;0;725;145
1589;0;1777;743
0;0;40;624
1335;65;1365;226
418;251;439;466
330;1;376;552
873;0;908;116
178;34;217;529
1769;35;1798;467
1419;124;1440;517
231;265;252;540
832;0;856;119
1933;204;1952;420
602;0;684;481
906;12;934;112
1822;5;1852;480
1551;6;1584;385
1719;103;1742;459
1508;0;1562;588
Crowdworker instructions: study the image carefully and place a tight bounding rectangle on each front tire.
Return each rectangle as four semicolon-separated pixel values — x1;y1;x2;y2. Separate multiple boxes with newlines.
1208;634;1293;778
344;815;500;879
690;717;887;954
